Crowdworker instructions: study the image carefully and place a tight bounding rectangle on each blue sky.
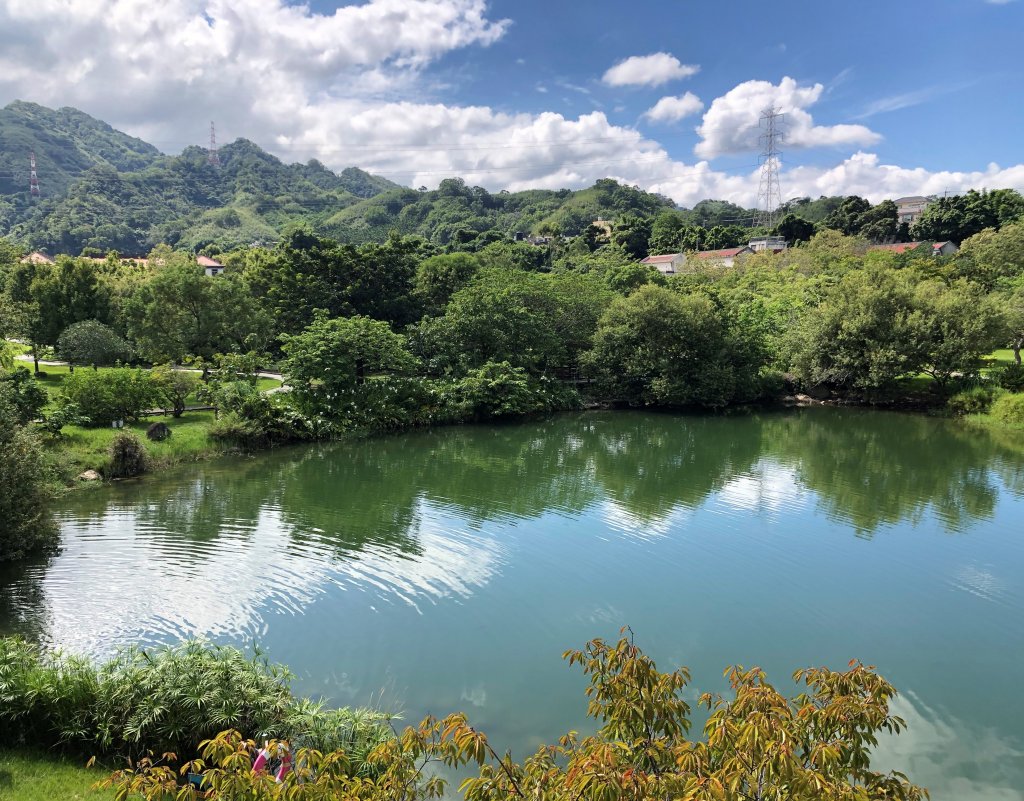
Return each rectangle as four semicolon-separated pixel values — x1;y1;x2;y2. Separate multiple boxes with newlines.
1;0;1022;206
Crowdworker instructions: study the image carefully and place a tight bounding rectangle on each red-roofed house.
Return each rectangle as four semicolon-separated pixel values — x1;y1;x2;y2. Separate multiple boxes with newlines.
867;241;959;257
694;246;754;267
197;255;226;276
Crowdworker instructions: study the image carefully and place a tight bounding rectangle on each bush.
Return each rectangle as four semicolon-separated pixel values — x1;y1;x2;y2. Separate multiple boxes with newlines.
60;368;162;426
947;384;1003;416
0;367;48;424
990;392;1024;425
452;361;580;421
0;638;394;765
107;432;148;478
56;319;133;367
994;362;1024;392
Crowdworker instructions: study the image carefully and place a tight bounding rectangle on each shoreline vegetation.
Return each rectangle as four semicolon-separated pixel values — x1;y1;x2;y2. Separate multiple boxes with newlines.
0;634;929;801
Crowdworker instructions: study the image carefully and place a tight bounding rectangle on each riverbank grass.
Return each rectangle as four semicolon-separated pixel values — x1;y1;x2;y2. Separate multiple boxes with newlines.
54;411;223;476
0;750;110;801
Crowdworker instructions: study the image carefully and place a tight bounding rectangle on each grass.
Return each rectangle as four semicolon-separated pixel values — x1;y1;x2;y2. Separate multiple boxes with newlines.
0;750;112;801
52;411;225;477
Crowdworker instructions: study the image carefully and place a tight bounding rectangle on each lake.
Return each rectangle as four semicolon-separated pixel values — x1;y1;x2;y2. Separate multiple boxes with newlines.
2;408;1023;799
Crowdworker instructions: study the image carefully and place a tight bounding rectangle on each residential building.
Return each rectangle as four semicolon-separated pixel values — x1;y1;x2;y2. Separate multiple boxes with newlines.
693;246;754;267
747;236;788;253
866;241;959;256
197;255;226;276
640;253;686;274
894;196;933;226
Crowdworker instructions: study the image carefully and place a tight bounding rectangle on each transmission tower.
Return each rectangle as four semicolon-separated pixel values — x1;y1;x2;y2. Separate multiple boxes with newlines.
208;121;221;167
29;150;40;197
755;105;784;229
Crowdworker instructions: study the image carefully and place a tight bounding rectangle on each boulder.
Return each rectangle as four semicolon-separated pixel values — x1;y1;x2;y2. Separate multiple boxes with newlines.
77;469;102;482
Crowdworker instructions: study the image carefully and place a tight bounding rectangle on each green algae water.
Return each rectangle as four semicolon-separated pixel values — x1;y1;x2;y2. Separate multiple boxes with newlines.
2;408;1023;799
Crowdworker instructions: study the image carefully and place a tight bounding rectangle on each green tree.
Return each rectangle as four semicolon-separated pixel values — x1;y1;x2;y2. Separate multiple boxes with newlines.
648;211;687;254
0;387;59;562
28;257;112;349
56;319;132;370
955;219;1024;289
124;254;270;362
413;252;480;316
0;367;48;424
60;368;162;426
788;268;923;394
585;285;758;408
774;213;815;244
151;364;201;417
995;277;1024;363
282;314;418;416
912;188;1024;244
611;213;653;259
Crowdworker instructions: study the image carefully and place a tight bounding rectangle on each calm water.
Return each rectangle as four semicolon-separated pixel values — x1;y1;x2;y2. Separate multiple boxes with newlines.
2;409;1024;799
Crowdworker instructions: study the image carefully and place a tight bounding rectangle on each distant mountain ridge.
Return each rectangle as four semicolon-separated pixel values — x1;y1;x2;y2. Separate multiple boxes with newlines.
1;101;794;256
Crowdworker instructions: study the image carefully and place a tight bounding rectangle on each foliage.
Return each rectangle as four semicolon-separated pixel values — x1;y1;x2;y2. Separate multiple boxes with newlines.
0;366;48;424
989;391;1024;426
947;384;1003;416
150;364;200;417
37;397;88;438
283;313;418;418
123;252;271;362
107;431;149;478
0;638;394;775
956;220;1024;290
0;390;59;562
912;188;1024;244
60;367;162;426
585;285;760;408
994;362;1024;392
106;631;927;801
413;252;480;315
451;361;579;421
56;319;132;367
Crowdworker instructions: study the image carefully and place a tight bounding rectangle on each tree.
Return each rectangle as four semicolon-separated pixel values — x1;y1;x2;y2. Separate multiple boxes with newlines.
911;279;1004;388
995;278;1024;363
413;253;480;316
56;319;132;370
774;213;815;244
0;367;48;424
823;195;872;235
108;631;928;801
124;254;270;362
955;220;1024;289
151;364;201;417
585;285;758;408
282;314;418;415
0;387;59;562
28;256;112;348
611;214;653;260
648;212;687;254
788;268;923;394
912;188;1024;244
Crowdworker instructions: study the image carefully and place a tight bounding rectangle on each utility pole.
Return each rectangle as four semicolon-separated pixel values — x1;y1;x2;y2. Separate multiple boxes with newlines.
29;150;40;197
755;106;784;230
208;121;220;167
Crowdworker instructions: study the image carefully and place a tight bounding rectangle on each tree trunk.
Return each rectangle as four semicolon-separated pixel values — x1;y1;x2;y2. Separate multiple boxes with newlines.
32;345;39;375
69;362;74;373
1015;337;1022;365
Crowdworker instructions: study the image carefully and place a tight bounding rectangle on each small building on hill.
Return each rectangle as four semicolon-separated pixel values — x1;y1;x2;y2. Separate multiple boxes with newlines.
867;241;959;257
640;253;687;275
693;246;754;267
894;196;934;226
197;255;226;276
748;236;788;253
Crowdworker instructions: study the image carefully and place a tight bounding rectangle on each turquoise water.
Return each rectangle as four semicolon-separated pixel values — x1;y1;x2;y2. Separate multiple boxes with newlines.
2;408;1023;798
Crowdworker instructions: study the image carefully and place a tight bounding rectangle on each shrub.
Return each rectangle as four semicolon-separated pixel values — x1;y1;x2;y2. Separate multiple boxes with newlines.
994;362;1024;392
150;364;200;417
947;384;1003;415
0;638;394;766
990;392;1024;425
0;367;48;424
60;368;162;426
0;393;59;562
107;432;148;478
38;398;87;438
452;361;580;421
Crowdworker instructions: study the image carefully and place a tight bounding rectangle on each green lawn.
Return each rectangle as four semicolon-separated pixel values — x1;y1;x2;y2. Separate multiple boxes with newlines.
54;411;223;476
981;348;1018;368
0;750;112;801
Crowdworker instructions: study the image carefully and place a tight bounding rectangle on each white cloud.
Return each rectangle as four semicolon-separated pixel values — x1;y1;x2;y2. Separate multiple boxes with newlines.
694;76;882;159
643;92;704;123
602;52;699;87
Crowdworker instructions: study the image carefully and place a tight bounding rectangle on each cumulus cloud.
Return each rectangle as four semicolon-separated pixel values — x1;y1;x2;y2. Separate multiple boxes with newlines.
0;3;1021;212
694;76;882;159
643;92;704;123
602;53;699;87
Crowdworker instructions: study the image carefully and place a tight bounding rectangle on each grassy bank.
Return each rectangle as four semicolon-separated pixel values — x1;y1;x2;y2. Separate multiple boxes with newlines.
0;750;109;801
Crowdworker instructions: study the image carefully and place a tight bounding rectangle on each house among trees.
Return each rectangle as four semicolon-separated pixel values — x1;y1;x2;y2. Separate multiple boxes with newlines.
641;245;754;274
197;255;226;276
894;196;934;226
748;236;788;253
867;241;959;256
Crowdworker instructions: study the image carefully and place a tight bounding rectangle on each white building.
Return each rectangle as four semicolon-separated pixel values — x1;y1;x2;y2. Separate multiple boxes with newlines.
894;196;933;226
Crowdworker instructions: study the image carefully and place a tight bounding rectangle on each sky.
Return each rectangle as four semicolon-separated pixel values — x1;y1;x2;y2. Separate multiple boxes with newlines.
0;0;1022;208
